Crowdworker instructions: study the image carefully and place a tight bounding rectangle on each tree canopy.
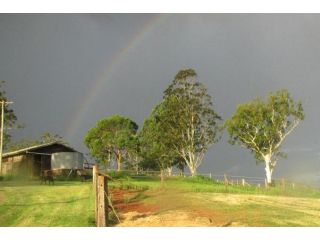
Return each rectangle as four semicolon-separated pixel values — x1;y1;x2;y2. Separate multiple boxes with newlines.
138;101;178;179
84;114;138;171
160;69;222;176
225;89;304;184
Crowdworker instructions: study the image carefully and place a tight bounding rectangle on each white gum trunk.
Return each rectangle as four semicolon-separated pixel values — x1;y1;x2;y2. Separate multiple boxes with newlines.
189;165;197;177
263;154;273;185
185;151;197;177
166;166;173;176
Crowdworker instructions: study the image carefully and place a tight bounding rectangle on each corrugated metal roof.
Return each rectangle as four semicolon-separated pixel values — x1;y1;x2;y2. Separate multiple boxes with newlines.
3;141;78;158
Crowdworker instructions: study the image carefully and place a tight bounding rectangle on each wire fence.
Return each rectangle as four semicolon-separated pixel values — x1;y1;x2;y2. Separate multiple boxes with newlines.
97;168;309;189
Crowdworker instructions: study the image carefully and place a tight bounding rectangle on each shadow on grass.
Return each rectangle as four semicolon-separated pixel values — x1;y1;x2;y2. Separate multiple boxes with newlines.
2;197;89;207
0;180;89;188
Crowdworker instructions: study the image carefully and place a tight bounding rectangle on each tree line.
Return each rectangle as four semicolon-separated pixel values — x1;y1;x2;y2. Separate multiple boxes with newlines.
84;68;304;185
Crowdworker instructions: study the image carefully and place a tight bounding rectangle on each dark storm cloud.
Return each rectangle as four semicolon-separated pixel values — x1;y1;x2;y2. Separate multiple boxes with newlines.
1;14;319;184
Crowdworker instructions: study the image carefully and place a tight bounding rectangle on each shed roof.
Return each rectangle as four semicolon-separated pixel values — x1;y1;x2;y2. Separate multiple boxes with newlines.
3;141;78;158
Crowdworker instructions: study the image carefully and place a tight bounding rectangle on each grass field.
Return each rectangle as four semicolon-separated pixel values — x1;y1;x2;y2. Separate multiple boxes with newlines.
110;176;320;226
1;176;320;226
0;181;95;226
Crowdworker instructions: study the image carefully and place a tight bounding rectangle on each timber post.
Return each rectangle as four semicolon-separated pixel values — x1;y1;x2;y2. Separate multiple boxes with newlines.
97;175;108;227
93;165;98;190
93;165;98;224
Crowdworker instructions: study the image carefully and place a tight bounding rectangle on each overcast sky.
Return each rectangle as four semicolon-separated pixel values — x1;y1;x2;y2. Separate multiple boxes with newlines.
1;14;320;184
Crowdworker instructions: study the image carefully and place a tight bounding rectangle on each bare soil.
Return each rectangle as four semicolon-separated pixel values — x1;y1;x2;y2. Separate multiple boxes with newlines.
111;189;246;226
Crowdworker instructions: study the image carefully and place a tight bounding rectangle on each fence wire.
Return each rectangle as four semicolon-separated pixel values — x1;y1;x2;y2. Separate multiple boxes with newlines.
99;168;309;188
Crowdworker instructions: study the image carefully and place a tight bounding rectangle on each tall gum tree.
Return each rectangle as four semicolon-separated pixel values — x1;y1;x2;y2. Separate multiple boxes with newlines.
162;69;222;176
225;89;304;185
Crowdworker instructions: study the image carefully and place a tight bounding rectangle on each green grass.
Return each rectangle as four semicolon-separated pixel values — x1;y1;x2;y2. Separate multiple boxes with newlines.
111;177;320;226
1;175;319;226
0;181;95;226
109;175;320;226
109;175;320;198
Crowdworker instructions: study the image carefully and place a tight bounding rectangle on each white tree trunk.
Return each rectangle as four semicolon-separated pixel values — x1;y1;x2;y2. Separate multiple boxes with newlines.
189;164;197;177
166;166;173;176
263;154;273;185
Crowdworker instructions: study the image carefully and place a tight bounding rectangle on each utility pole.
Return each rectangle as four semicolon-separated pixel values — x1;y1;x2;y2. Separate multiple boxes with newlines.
0;100;13;174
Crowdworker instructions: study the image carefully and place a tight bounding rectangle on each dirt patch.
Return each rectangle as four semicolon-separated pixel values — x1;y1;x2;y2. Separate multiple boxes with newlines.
110;189;158;213
111;188;320;227
117;210;212;226
111;189;245;227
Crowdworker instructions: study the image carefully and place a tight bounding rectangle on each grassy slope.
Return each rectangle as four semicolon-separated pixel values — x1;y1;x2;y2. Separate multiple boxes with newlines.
0;181;95;227
1;176;320;226
110;177;320;226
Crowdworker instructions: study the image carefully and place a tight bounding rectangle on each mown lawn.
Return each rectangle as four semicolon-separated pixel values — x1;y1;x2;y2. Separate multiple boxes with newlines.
0;181;95;226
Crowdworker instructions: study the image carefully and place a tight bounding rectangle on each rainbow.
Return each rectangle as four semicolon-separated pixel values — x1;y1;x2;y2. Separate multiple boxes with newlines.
65;14;170;141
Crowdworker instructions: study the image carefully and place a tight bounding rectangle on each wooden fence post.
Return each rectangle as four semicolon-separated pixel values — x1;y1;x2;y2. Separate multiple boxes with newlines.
93;165;98;224
97;175;108;227
93;165;98;190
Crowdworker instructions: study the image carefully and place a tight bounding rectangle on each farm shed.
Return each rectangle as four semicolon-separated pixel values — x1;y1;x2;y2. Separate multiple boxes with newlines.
2;142;87;178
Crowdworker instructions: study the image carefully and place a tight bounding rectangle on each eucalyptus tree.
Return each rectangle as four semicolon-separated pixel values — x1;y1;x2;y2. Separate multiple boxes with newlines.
139;105;177;181
84;115;138;171
124;134;141;173
161;69;222;176
225;89;304;185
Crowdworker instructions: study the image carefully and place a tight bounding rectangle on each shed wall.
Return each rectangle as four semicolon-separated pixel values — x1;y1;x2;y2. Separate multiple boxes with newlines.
51;152;84;170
